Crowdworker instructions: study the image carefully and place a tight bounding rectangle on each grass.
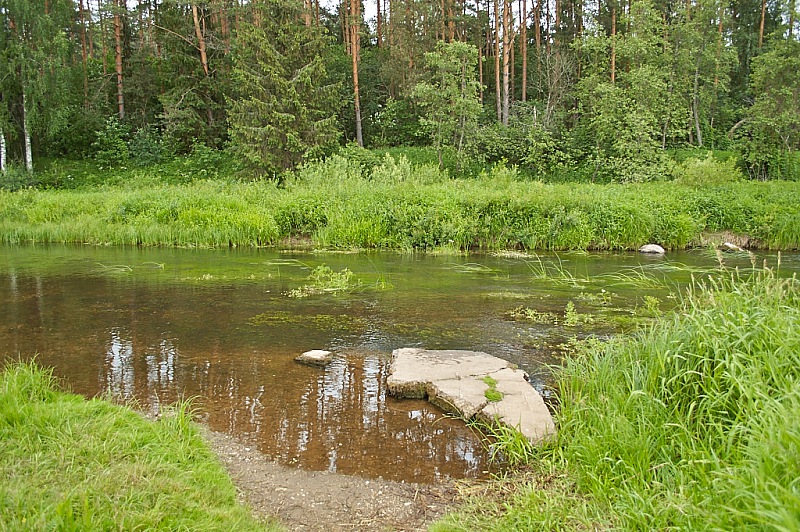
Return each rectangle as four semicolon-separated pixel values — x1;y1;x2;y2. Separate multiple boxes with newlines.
0;361;277;531
435;267;800;530
1;154;800;250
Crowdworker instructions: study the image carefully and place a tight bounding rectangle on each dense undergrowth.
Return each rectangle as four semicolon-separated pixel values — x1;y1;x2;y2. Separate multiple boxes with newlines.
0;362;275;530
435;267;800;530
1;152;799;250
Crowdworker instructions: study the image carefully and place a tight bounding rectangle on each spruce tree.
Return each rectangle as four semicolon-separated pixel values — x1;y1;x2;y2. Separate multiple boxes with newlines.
227;0;341;174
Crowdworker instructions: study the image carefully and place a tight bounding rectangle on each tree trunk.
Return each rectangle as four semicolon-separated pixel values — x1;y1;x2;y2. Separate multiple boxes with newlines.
350;0;363;147
479;41;484;103
23;91;33;173
0;129;6;173
192;4;210;76
114;0;125;119
377;0;383;45
79;0;89;107
100;0;107;75
522;0;528;102
534;0;541;95
502;0;511;125
758;0;766;48
611;5;616;84
448;0;456;41
494;0;502;121
692;59;703;146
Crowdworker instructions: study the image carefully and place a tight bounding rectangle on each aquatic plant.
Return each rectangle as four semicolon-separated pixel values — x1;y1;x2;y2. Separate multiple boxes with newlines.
288;265;358;297
507;306;559;324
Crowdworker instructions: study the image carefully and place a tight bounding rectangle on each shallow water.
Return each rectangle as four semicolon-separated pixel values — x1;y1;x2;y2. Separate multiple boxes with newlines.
1;245;794;482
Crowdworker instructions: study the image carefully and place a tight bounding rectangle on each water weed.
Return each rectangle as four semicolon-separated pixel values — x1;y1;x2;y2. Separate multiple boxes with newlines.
287;265;358;297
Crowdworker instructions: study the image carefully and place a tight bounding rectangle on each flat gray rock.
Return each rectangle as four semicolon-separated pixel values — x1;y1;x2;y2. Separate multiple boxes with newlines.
295;349;334;367
387;348;555;443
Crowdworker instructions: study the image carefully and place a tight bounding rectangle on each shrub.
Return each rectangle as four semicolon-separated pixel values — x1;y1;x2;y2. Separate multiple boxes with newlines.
674;152;743;186
92;117;130;168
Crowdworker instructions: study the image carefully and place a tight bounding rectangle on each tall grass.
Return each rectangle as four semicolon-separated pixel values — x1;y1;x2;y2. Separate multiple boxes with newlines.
0;361;276;531
436;268;800;530
1;155;800;250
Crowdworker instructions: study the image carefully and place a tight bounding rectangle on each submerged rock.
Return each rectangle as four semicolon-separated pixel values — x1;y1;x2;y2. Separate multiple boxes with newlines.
295;349;334;367
639;244;666;254
387;348;555;442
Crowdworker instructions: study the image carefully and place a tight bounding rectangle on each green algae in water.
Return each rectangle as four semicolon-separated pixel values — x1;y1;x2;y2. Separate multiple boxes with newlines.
248;311;365;331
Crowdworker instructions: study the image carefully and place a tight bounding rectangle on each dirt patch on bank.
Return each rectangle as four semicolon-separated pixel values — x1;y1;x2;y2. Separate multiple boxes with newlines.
205;430;461;531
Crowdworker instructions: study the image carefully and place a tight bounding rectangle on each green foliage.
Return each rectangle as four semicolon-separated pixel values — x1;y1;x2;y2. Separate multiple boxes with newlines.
92;117;130;169
0;362;275;530
412;41;482;169
507;306;559;324
128;126;174;167
480;375;504;403
2;157;800;251
438;271;800;530
227;0;342;174
370;98;427;148
288;265;358;298
738;39;800;180
0;165;39;191
468;419;536;467
674;152;744;186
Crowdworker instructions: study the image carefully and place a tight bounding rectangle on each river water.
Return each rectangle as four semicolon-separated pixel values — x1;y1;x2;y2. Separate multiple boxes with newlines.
1;245;794;483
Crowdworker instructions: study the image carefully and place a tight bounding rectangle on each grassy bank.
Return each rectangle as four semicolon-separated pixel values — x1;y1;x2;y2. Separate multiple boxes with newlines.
0;362;276;530
1;155;800;250
435;267;800;529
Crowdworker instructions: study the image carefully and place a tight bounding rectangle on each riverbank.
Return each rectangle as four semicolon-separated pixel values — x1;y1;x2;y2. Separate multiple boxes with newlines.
0;362;276;530
434;267;800;529
1;155;799;251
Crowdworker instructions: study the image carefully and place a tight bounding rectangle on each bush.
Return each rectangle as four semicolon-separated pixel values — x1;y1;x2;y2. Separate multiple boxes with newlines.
92;117;130;168
0;166;38;191
674;152;744;186
128;125;174;167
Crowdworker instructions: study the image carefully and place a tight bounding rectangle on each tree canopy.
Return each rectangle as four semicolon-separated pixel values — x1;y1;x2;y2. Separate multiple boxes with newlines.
0;0;796;179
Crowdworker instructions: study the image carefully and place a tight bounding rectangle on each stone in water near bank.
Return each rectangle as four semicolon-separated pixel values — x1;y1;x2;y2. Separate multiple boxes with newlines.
639;244;666;254
387;348;555;442
719;242;746;252
295;349;334;367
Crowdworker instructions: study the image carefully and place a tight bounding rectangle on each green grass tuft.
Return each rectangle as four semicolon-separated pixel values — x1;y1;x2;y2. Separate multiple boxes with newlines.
438;268;800;530
0;362;277;531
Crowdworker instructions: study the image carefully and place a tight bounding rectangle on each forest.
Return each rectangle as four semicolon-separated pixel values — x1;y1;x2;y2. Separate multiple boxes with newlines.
0;0;798;185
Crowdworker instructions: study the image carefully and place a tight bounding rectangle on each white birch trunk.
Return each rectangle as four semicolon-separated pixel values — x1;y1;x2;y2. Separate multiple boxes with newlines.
0;130;6;172
23;92;33;173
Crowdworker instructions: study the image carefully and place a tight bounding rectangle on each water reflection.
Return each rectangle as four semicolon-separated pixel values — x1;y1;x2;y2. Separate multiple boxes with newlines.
92;325;488;482
4;246;784;483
